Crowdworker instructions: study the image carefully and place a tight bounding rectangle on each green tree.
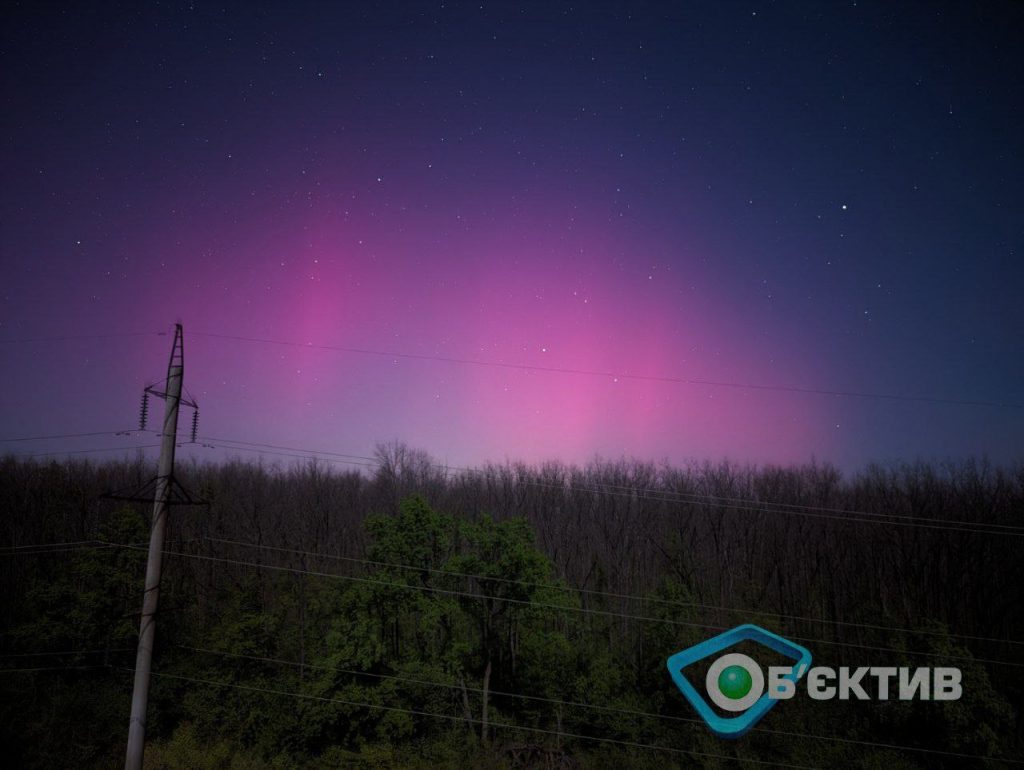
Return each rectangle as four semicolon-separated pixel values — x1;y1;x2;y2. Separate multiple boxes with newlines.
307;496;584;756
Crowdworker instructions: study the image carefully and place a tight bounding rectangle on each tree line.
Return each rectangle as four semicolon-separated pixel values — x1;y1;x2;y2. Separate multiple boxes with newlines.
1;446;1021;767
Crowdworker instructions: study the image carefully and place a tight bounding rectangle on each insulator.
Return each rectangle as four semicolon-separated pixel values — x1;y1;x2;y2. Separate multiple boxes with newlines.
191;409;199;443
139;391;150;431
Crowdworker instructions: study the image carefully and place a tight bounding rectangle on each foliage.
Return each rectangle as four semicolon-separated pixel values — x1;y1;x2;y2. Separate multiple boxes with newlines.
1;453;1022;767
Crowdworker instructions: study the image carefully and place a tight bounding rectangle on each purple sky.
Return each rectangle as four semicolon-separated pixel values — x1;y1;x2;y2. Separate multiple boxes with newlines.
1;3;1022;472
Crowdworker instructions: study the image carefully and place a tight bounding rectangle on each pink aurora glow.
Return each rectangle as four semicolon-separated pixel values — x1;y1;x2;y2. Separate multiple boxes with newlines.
114;195;838;469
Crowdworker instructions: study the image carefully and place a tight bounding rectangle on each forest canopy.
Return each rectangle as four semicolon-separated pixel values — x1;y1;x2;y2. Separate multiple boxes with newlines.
1;448;1021;768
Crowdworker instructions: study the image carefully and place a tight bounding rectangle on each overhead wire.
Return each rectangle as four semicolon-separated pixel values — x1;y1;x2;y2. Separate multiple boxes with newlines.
191;330;1024;410
0;429;138;443
2;330;1020;760
3;649;1018;763
187;437;1024;537
0;544;123;557
0;331;164;344
17;444;161;458
204;536;1024;647
109;541;1023;667
2;326;1019;408
0;539;107;552
180;645;1024;765
193;435;1012;534
4;534;1018;651
195;441;379;469
0;538;194;556
197;435;377;463
567;478;1024;531
191;432;1023;530
6;432;1019;651
0;648;132;658
0;664;111;673
111;665;816;769
3;644;1016;762
482;475;1023;536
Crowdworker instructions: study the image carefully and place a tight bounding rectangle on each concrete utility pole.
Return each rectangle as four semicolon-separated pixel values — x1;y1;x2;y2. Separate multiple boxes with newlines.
125;323;185;770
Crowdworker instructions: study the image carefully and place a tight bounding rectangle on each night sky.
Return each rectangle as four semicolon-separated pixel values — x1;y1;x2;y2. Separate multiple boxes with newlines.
1;2;1021;471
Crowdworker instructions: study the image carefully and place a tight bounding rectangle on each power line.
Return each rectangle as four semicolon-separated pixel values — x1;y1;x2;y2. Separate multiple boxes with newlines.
5;534;1018;653
189;437;1024;537
116;666;817;769
0;539;106;552
195;435;1015;533
0;648;132;658
180;645;708;726
0;665;111;673
198;435;377;464
569;478;1024;532
9;428;1019;536
16;444;161;459
0;539;193;557
191;330;1024;410
205;536;1024;647
8;649;1015;763
196;441;379;469
0;543;121;557
0;331;163;344
9;442;1015;652
4;424;1017;536
6;644;1015;762
181;645;1023;765
495;476;1023;536
0;429;138;443
115;542;1023;667
1;662;812;766
0;546;116;557
193;433;1024;531
5;440;1016;641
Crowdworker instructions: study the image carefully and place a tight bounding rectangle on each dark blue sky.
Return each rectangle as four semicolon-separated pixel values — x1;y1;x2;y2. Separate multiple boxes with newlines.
1;2;1022;471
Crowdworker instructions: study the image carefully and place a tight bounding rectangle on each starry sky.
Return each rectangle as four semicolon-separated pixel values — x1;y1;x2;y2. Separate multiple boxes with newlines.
1;2;1022;472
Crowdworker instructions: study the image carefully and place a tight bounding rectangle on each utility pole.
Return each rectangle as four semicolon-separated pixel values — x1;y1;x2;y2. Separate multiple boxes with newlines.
124;323;185;770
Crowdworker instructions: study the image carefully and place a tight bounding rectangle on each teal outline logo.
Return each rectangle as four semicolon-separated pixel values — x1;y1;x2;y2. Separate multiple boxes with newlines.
666;624;811;738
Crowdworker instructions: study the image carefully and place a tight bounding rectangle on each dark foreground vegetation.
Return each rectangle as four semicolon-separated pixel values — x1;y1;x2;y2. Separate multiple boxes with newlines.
1;446;1022;768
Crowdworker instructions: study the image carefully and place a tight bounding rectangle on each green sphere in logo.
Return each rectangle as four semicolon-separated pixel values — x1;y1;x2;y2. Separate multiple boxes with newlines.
717;664;753;700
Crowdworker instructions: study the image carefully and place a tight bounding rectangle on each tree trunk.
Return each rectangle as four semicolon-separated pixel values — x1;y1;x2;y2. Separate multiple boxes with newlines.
459;676;474;735
481;658;492;744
